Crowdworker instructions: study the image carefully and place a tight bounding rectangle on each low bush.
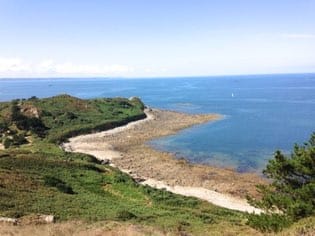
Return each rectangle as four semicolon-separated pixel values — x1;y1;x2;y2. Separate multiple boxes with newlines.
247;213;292;232
3;138;13;149
44;176;75;194
116;210;137;221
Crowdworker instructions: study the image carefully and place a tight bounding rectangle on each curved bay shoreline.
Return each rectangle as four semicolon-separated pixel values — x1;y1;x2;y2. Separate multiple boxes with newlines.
63;109;264;213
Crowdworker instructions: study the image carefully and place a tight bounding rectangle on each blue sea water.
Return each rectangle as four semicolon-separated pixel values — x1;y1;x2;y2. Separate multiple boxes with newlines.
1;74;315;173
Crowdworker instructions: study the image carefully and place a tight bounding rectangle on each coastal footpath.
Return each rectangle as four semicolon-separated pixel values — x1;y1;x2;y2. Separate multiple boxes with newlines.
64;108;264;213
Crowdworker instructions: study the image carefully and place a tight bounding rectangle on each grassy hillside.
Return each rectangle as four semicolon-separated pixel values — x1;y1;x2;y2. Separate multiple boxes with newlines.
0;147;258;235
0;94;145;145
0;95;313;235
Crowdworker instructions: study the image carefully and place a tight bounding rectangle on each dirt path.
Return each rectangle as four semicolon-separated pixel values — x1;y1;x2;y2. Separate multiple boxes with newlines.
63;109;263;214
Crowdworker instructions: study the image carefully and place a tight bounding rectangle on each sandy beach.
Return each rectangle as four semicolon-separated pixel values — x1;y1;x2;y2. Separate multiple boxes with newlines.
63;109;264;213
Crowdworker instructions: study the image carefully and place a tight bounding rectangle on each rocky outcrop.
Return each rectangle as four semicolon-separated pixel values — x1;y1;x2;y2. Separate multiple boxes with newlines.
20;104;41;118
0;217;18;225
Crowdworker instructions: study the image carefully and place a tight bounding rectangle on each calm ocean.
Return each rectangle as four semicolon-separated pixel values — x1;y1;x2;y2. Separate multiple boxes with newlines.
1;74;315;173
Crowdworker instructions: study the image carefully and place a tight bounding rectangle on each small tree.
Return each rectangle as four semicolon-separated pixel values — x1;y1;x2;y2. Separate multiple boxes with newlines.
248;133;315;232
10;100;21;122
0;121;8;133
3;138;13;149
12;133;28;146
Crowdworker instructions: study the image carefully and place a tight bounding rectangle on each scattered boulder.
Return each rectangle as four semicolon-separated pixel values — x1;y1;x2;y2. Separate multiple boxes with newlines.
41;215;55;223
101;159;110;165
133;176;146;183
23;214;55;224
0;217;18;225
128;96;137;101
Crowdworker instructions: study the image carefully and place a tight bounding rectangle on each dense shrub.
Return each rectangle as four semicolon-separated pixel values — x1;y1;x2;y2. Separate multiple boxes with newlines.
9;101;47;136
3;138;12;149
113;172;132;183
248;132;315;232
10;100;21;122
63;111;78;120
44;176;75;194
28;96;38;101
12;134;28;145
116;210;137;221
247;213;292;232
48;113;146;144
15;116;47;136
0;122;8;133
129;97;145;110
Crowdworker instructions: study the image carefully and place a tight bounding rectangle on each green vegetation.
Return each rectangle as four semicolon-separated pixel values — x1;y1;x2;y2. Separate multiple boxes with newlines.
0;94;146;145
44;175;75;194
0;95;257;235
0;94;313;234
0;144;255;235
248;133;315;232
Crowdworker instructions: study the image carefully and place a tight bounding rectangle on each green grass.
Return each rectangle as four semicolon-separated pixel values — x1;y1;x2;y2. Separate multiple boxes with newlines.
0;148;256;234
277;216;315;236
0;95;314;235
31;95;146;143
0;95;258;234
3;95;311;234
0;94;146;144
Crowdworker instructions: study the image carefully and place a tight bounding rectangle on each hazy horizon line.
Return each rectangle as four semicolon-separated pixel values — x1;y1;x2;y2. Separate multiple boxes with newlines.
1;72;315;80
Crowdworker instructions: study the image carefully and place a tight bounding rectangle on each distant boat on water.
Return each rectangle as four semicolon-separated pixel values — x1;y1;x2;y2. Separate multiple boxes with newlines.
231;93;234;98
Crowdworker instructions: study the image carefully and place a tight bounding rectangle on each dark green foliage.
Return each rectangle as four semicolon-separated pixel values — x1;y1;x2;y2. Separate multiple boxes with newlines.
196;212;214;224
11;133;28;146
3;138;12;149
129;97;145;110
37;95;146;143
116;210;137;221
15;116;47;136
47;113;146;144
0;121;8;133
64;111;78;120
1;132;27;149
28;96;38;101
141;185;199;208
0;95;146;144
248;132;315;232
247;213;292;232
117;100;132;108
113;172;133;183
0;151;245;233
9;100;47;136
0;95;263;234
69;153;101;164
10;100;21;122
44;176;75;194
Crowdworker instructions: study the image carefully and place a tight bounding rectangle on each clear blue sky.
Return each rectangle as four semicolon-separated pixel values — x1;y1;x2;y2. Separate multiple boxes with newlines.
0;0;315;77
